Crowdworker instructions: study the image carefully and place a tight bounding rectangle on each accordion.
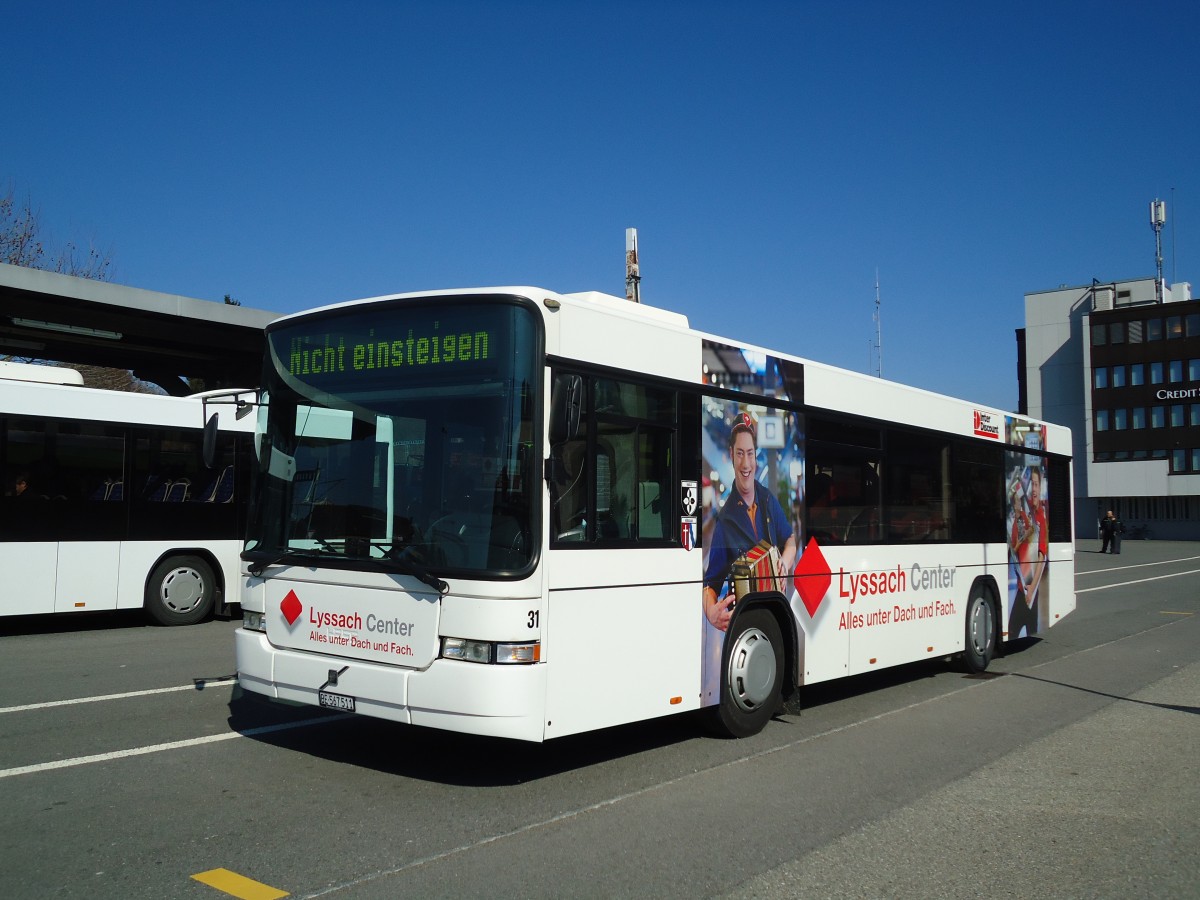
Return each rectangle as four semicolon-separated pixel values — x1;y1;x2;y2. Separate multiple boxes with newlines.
730;539;782;599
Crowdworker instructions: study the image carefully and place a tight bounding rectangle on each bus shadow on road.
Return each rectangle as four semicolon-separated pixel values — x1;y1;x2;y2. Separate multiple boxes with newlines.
1010;671;1200;716
0;608;149;636
225;688;701;786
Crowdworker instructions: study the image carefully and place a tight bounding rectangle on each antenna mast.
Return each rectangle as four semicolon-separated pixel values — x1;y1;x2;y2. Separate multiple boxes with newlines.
625;228;641;303
1150;199;1166;303
872;269;883;377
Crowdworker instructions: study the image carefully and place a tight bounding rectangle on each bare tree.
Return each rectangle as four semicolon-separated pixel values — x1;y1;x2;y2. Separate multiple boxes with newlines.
1;184;139;389
0;189;45;268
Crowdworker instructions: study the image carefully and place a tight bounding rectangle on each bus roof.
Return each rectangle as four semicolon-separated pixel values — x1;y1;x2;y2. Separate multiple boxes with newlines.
0;360;84;385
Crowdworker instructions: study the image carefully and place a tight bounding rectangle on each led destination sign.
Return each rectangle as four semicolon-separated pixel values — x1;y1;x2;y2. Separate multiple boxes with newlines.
268;299;537;394
287;322;493;378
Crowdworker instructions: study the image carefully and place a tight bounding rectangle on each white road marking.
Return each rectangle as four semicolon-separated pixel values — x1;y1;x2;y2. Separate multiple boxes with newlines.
0;678;237;715
0;714;352;780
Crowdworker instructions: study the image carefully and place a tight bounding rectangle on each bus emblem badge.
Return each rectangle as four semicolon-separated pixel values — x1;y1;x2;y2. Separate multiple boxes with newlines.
281;590;303;626
681;480;698;516
793;538;832;617
681;517;697;551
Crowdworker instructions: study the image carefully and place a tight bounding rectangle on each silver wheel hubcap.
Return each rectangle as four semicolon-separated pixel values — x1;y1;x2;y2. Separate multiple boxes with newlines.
160;567;205;614
727;627;776;712
969;598;993;655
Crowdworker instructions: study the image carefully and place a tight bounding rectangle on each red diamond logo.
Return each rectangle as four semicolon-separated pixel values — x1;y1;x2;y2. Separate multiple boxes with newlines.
280;589;303;626
793;537;832;618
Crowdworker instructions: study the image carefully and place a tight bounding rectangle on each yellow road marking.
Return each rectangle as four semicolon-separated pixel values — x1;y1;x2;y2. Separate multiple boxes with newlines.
1160;611;1194;616
191;868;289;900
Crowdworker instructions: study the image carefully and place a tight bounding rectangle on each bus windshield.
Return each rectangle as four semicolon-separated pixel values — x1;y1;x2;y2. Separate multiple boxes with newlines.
244;297;540;579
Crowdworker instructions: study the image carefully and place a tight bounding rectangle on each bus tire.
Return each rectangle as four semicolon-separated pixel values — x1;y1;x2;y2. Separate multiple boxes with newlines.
963;587;996;673
146;555;216;626
709;608;783;738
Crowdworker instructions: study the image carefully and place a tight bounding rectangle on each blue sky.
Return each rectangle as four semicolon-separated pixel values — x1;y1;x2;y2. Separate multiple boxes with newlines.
7;1;1199;410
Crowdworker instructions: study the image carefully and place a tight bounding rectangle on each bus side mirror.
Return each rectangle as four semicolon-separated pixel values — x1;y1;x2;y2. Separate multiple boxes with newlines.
202;413;219;469
550;374;582;443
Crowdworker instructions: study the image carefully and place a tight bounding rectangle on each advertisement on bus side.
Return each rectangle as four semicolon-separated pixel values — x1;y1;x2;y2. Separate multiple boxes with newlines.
699;341;1058;701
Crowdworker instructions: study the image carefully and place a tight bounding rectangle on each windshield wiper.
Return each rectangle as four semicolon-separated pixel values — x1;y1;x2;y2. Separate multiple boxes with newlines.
369;541;449;596
243;539;343;577
244;538;447;596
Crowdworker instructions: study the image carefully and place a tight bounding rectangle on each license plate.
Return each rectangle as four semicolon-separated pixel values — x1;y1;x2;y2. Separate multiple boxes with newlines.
318;690;355;712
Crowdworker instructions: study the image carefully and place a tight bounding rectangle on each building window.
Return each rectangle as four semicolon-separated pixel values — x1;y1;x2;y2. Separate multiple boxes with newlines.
1191;404;1200;427
1091;323;1107;346
1187;313;1200;338
1189;359;1200;382
1193;449;1200;472
1094;367;1108;389
1147;318;1163;341
1151;362;1165;384
1171;449;1187;472
1171;405;1185;427
1151;406;1166;428
1153;448;1168;459
1128;320;1144;343
1130;363;1145;386
1110;322;1126;344
1169;360;1184;383
1111;365;1126;388
1132;407;1146;429
1095;410;1109;431
1167;315;1183;339
1114;408;1128;430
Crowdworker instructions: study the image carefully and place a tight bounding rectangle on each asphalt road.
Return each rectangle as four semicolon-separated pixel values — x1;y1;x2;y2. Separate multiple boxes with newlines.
1;540;1197;899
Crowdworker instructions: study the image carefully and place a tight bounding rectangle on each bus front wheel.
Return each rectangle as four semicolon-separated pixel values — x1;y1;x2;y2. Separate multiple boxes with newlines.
963;588;996;673
709;608;783;738
146;555;216;626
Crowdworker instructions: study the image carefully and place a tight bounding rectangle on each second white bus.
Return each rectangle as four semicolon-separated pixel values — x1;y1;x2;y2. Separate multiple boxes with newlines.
0;363;254;625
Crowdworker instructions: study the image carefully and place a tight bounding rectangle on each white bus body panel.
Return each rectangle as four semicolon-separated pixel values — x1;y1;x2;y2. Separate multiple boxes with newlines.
553;292;696;382
55;542;121;612
2;545;58;616
544;547;701;738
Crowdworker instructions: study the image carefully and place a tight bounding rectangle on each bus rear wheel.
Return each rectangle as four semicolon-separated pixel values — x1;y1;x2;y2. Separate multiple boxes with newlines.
963;588;996;673
146;555;216;626
708;608;783;738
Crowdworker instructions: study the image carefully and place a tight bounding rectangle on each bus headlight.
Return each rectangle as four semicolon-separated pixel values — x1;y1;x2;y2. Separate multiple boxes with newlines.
242;610;267;632
441;637;540;664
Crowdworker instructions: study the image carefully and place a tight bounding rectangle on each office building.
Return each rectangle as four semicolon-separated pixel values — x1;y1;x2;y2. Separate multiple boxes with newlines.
1019;277;1200;540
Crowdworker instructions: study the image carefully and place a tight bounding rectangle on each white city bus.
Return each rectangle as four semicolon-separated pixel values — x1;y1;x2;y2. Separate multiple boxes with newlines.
0;363;254;625
234;288;1075;740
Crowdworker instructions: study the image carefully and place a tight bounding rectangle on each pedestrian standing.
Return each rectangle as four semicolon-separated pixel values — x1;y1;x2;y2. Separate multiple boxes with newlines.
1100;510;1118;553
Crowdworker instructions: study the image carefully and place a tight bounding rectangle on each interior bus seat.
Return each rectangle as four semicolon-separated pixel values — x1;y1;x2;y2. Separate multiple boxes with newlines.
145;476;171;502
165;479;191;502
90;479;116;501
198;465;236;503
